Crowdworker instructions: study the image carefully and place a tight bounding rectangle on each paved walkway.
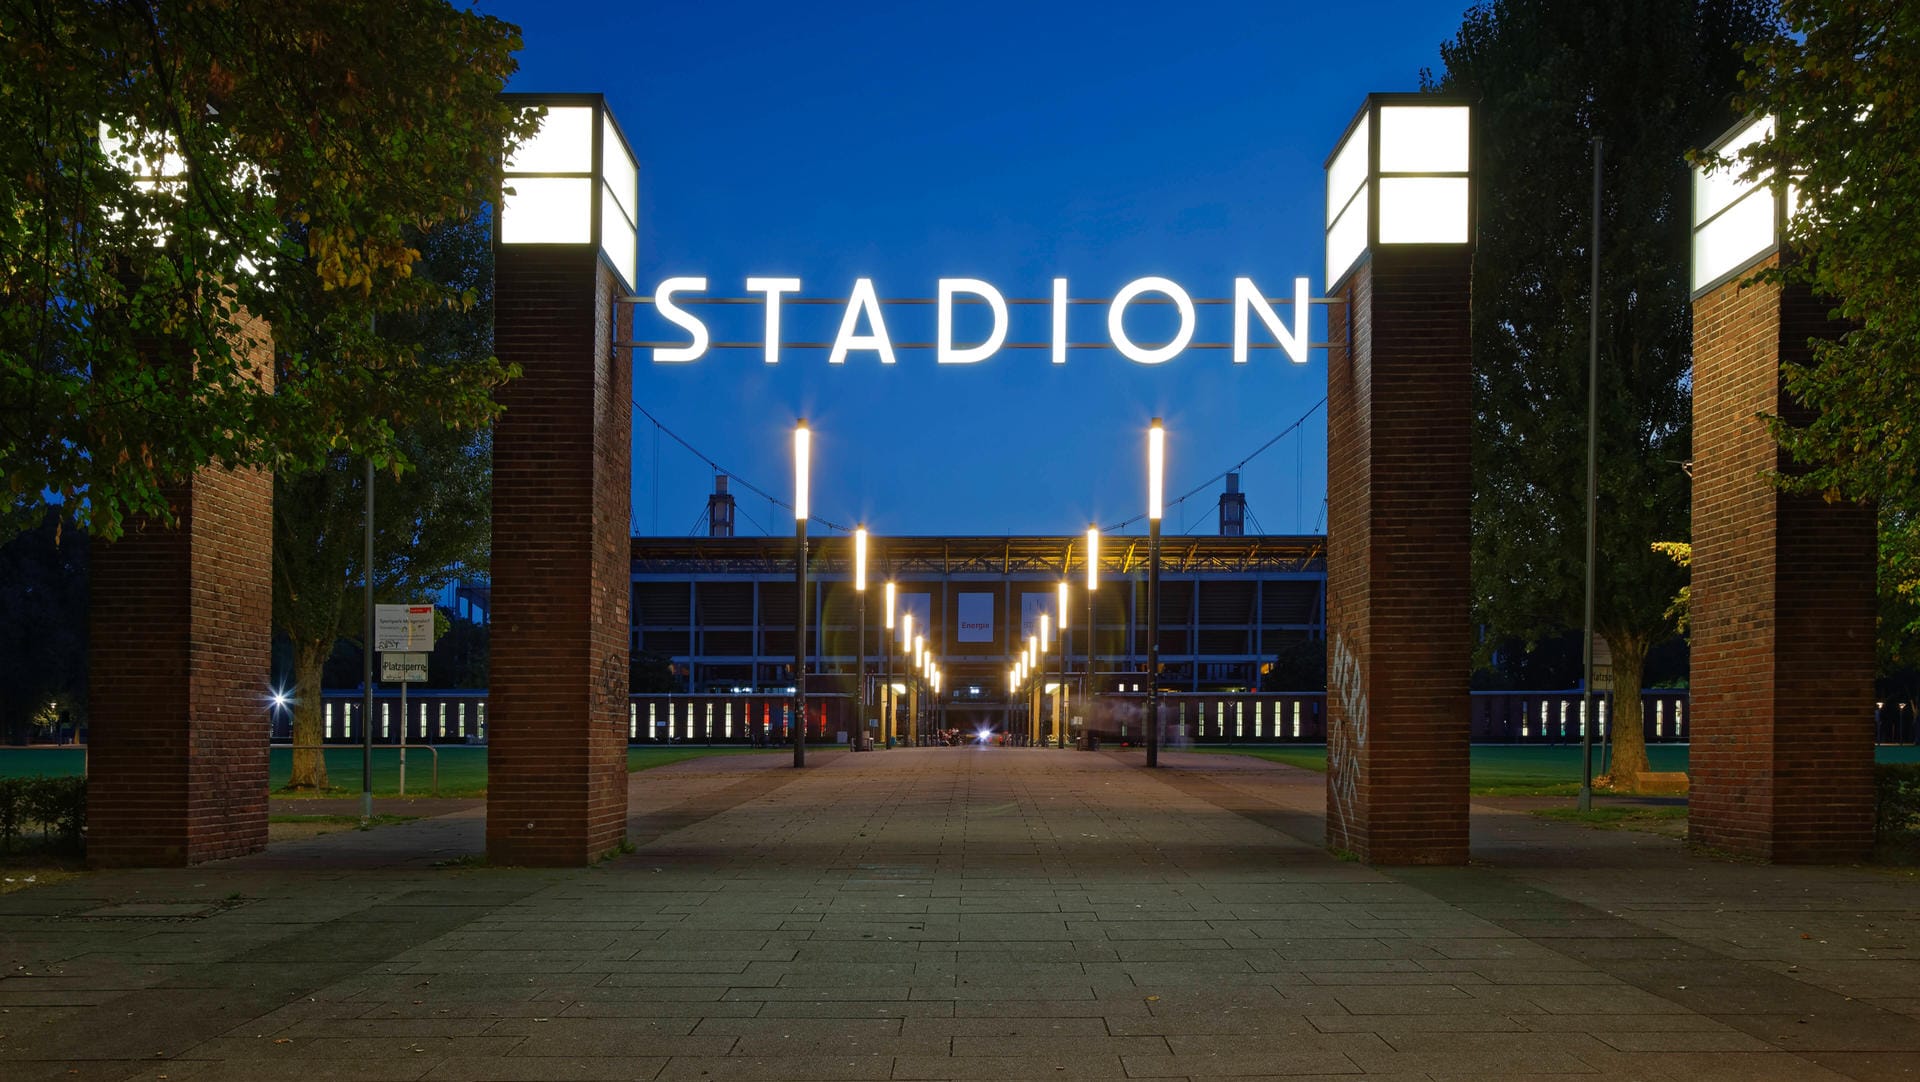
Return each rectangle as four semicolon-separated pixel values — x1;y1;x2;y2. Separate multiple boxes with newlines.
2;747;1918;1081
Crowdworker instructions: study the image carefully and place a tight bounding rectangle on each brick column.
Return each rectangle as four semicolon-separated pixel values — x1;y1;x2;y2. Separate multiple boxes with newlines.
487;247;632;865
1689;256;1875;862
1323;249;1474;864
88;314;274;868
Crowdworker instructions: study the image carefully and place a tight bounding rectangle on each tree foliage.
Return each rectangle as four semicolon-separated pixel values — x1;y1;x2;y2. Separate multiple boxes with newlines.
1733;1;1920;652
0;0;534;541
273;218;493;790
1432;0;1776;782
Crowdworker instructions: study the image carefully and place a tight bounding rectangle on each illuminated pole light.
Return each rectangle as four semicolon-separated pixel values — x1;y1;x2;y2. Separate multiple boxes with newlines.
883;579;896;746
854;527;868;750
1057;580;1071;750
1040;613;1051;652
1146;418;1164;768
792;418;810;768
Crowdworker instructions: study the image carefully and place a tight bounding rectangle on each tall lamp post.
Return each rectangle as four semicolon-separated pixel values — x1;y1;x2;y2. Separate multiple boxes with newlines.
1057;580;1070;749
884;580;896;747
1147;419;1164;768
793;420;810;768
1039;614;1052;745
1086;527;1099;747
854;527;868;751
913;632;925;745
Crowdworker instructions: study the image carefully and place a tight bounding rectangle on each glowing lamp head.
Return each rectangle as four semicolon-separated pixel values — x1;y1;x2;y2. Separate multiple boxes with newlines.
901;610;913;645
1028;635;1038;667
1148;419;1165;521
1325;94;1474;289
854;528;868;592
1057;581;1069;628
884;581;897;629
1040;613;1051;651
792;420;810;522
499;95;639;291
1691;114;1782;296
269;688;290;710
1087;527;1100;590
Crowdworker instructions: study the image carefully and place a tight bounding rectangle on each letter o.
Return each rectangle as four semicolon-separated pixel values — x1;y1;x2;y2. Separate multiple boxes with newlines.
1107;277;1196;365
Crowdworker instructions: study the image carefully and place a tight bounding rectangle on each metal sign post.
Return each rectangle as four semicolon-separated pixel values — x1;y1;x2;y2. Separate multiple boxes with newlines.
375;611;436;802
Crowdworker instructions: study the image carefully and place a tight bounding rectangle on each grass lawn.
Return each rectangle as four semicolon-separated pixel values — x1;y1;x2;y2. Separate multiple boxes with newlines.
1199;743;1920;796
0;744;796;799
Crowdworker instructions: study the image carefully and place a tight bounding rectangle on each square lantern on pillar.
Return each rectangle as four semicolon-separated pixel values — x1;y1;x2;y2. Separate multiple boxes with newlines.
1324;95;1474;289
1691;114;1782;298
498;93;639;291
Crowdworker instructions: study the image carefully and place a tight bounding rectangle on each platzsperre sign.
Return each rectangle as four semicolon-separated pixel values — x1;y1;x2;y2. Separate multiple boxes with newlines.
643;276;1315;367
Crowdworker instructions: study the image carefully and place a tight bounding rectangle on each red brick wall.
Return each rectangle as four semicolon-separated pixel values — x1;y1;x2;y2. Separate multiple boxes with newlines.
1324;249;1474;865
488;248;632;865
89;311;274;867
1690;260;1876;862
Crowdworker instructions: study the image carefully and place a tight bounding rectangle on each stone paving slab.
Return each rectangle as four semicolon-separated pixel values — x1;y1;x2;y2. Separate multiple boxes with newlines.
3;747;1919;1080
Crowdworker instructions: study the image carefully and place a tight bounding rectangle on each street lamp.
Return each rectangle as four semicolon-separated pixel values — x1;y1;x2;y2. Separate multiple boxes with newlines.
1086;526;1098;746
1147;418;1164;768
793;419;810;768
855;527;867;751
1057;580;1070;749
884;580;896;747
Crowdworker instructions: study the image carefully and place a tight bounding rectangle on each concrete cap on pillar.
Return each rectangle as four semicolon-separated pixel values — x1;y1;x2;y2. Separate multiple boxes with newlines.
1691;114;1786;298
1324;94;1475;290
498;93;639;292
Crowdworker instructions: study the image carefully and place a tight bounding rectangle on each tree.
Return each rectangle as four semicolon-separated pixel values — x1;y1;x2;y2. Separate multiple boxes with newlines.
1431;0;1776;787
1734;3;1920;652
0;512;87;744
0;0;533;543
272;219;491;790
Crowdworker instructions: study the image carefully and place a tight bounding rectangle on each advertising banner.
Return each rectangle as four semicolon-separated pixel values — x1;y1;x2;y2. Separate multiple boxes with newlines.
957;593;994;643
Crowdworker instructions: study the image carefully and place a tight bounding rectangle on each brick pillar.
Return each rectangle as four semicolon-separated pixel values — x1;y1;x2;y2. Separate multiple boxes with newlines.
88;314;274;868
1324;248;1474;865
1689;257;1876;862
488;247;632;865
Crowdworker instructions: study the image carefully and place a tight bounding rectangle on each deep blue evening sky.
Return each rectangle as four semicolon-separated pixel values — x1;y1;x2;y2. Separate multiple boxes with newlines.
478;1;1468;539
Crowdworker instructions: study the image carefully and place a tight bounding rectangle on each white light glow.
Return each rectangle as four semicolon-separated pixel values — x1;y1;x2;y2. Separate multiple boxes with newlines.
1108;277;1196;365
1057;582;1069;629
1028;635;1038;667
507;106;594;173
652;277;709;363
1087;528;1099;591
599;183;637;287
1695;116;1773;225
792;421;810;522
1051;278;1069;365
1234;277;1311;365
1148;420;1165;522
746;277;802;364
1324;184;1369;287
1692;183;1777;292
828;278;897;365
500;177;592;244
936;278;1009;365
885;581;897;630
601;113;638;224
1325;113;1370;226
854;528;868;592
901;611;913;646
1041;613;1052;652
1378;105;1470;173
1378;177;1470;244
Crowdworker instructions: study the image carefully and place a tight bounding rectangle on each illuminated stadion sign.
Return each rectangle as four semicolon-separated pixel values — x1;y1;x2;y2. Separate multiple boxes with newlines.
628;276;1319;367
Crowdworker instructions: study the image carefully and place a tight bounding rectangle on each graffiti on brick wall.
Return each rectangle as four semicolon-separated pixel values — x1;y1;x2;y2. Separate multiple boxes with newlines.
1328;631;1368;834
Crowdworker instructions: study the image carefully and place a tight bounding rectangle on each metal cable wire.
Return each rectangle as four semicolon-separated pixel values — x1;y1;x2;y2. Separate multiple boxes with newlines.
1099;396;1327;533
633;393;1326;538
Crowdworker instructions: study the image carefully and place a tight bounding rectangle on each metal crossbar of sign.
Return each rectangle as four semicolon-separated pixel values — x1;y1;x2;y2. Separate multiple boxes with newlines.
617;276;1344;366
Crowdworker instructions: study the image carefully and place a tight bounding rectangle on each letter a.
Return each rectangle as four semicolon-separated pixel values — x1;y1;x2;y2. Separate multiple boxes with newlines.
828;278;897;365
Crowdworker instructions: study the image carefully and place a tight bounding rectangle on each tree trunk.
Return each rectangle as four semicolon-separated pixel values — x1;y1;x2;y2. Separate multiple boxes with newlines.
1602;631;1652;789
287;636;331;790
